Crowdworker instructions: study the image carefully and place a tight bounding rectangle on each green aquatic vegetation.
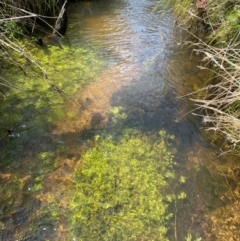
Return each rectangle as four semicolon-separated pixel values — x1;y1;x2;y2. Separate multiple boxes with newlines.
43;193;61;221
30;151;58;192
56;144;67;155
1;39;105;129
37;151;58;173
179;175;186;184
0;174;25;214
0;39;105;169
32;175;44;192
0;221;4;229
70;129;183;240
177;192;187;199
185;233;202;241
67;111;78;120
107;106;127;125
0;12;106;179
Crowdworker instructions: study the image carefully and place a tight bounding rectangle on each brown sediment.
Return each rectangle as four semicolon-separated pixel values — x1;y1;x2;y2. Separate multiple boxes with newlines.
0;173;12;180
179;146;240;240
39;62;140;240
53;63;140;136
174;147;213;240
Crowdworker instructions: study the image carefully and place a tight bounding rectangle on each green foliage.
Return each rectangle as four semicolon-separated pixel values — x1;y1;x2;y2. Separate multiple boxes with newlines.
3;20;22;38
37;151;58;173
70;129;179;240
32;175;44;192
0;41;105;154
30;151;58;192
185;233;202;241
158;0;240;41
179;175;186;184
107;106;127;125
208;3;240;42
155;0;194;29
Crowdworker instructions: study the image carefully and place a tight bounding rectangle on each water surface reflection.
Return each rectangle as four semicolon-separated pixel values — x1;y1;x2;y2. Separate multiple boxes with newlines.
0;0;232;240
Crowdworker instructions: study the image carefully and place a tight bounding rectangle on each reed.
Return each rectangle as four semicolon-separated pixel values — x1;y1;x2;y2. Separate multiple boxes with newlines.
1;0;57;15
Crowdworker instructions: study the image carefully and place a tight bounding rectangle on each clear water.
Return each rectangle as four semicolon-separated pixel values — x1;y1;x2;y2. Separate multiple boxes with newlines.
0;0;235;241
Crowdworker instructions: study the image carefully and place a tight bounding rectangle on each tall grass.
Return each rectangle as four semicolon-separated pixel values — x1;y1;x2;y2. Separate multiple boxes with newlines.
159;0;240;151
1;0;57;15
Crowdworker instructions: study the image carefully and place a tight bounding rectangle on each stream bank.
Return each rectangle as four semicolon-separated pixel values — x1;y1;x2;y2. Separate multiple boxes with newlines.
0;0;239;240
159;0;240;151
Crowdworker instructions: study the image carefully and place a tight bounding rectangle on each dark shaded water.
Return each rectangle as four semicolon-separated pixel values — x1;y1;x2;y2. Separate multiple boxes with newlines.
0;0;237;241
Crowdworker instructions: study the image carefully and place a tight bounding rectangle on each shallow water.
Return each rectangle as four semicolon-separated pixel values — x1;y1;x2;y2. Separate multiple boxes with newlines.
0;0;237;241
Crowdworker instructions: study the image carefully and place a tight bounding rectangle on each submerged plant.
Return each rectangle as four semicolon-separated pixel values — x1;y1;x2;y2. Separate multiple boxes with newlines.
70;129;182;240
185;233;202;241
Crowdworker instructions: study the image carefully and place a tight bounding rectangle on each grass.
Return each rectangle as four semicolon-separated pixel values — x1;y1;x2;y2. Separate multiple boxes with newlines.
158;0;240;151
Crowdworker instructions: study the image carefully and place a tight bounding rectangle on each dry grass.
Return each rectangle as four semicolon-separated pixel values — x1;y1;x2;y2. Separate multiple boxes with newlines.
158;0;240;150
182;30;240;148
0;0;60;84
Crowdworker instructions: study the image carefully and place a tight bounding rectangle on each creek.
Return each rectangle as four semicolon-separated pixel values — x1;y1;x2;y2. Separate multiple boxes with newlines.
0;0;237;240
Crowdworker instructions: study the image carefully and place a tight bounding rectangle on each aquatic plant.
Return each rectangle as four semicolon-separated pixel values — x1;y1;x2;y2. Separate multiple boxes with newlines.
38;151;58;172
32;175;45;192
185;233;202;241
70;128;184;240
0;38;105;141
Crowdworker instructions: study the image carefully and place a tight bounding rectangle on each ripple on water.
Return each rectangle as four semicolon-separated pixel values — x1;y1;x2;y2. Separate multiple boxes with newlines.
0;0;223;240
